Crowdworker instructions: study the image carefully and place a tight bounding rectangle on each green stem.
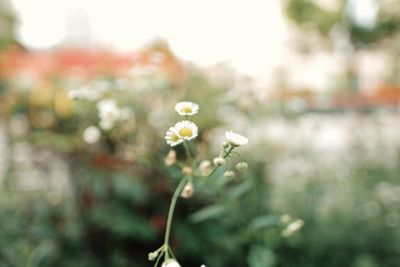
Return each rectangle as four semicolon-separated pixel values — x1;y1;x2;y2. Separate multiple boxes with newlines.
168;246;177;260
183;141;193;162
154;251;163;267
207;146;234;178
207;166;219;178
224;146;234;158
163;177;188;260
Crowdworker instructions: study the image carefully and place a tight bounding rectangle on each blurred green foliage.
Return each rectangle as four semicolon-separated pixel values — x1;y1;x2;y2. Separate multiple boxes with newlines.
0;0;18;49
284;0;342;35
1;2;400;265
0;66;284;267
283;0;400;47
1;64;400;267
269;140;400;267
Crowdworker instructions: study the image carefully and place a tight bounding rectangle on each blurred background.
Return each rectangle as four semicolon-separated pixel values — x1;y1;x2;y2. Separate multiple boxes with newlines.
1;0;400;266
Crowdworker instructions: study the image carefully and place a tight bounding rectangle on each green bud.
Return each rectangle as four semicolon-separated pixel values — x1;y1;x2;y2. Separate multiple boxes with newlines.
222;142;229;148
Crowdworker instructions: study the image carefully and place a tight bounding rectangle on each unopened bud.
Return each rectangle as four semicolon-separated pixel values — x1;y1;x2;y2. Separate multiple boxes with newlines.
213;157;225;166
236;161;248;171
282;219;304;237
148;251;159;261
164;150;177;166
224;170;235;178
199;160;212;176
162;259;181;267
222;142;229;148
180;181;194;198
182;166;193;176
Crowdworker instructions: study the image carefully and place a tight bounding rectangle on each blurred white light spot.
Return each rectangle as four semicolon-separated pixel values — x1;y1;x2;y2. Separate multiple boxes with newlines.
12;0;287;77
346;0;378;29
12;0;69;49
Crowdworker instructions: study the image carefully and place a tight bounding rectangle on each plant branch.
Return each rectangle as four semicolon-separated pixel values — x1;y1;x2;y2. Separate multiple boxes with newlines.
163;177;188;260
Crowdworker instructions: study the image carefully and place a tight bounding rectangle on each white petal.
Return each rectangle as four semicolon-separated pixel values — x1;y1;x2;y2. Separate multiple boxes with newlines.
225;131;248;146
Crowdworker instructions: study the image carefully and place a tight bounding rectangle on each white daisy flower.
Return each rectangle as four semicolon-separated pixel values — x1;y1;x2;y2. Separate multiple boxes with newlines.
161;259;181;267
225;131;248;147
165;127;183;147
97;99;121;122
165;121;198;147
174;120;198;141
83;126;101;144
175;101;199;116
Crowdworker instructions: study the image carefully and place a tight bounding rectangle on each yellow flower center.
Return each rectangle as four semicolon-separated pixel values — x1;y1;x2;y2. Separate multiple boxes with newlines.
181;107;192;114
179;128;193;137
171;133;179;142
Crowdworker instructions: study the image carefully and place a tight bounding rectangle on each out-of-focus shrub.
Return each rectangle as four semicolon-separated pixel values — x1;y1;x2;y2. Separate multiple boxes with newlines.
0;44;288;267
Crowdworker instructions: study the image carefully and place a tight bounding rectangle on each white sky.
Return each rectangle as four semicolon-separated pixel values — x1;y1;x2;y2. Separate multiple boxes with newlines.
11;0;288;77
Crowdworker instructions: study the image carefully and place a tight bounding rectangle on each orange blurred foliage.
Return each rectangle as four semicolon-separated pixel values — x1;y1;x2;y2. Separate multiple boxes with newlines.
0;44;187;85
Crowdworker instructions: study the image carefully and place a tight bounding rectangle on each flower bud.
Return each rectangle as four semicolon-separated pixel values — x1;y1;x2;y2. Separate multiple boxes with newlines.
148;251;159;261
180;181;194;198
213;157;225;166
199;160;212;176
164;150;177;166
224;170;235;178
236;161;248;171
222;142;229;148
162;259;181;267
282;219;304;237
182;166;193;176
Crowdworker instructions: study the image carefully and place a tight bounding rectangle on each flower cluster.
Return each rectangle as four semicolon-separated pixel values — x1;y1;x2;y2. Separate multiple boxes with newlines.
68;80;137;146
96;99;133;130
151;101;249;267
97;99;121;130
165;102;199;146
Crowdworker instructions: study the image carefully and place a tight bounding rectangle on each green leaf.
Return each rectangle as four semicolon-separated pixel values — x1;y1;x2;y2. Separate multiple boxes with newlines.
189;205;226;223
249;215;280;231
228;179;254;199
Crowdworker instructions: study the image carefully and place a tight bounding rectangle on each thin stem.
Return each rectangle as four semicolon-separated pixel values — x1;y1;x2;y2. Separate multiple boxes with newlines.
230;151;243;161
223;146;234;158
207;167;218;177
153;250;164;267
183;141;193;162
207;146;235;178
168;246;177;260
163;177;188;260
